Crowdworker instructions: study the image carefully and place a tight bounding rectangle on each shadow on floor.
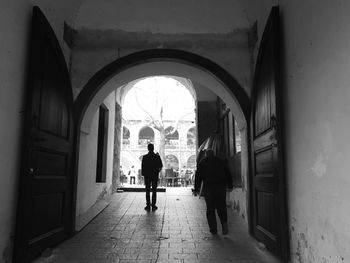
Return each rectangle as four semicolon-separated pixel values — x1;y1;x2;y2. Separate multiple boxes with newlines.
33;187;280;263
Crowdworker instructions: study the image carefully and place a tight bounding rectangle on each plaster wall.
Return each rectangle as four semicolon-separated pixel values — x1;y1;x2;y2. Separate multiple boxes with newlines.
197;101;218;145
194;82;217;102
0;1;31;259
227;126;249;223
76;91;115;223
237;0;278;40
71;0;252;99
75;0;249;34
0;0;75;259
71;43;252;100
280;1;350;262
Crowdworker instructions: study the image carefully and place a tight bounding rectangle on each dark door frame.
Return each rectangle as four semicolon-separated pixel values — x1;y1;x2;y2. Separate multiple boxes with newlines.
72;49;252;231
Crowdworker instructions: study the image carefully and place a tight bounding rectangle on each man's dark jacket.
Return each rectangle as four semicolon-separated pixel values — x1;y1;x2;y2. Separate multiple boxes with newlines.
194;155;233;192
141;152;163;179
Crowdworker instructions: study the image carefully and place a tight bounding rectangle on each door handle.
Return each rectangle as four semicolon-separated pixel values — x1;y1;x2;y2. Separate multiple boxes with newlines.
28;168;34;174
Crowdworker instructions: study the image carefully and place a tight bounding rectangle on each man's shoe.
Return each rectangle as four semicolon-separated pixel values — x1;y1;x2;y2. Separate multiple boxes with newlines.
222;223;228;235
152;205;158;211
144;206;151;212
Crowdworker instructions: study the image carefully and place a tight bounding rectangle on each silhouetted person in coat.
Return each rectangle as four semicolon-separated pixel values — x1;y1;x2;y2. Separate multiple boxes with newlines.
194;149;233;235
141;144;163;211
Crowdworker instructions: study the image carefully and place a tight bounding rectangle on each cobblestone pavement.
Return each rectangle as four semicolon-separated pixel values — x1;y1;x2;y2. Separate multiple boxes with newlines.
34;188;280;263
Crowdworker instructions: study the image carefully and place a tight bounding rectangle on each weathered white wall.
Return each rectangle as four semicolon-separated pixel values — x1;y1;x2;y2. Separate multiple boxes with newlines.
227;125;249;222
71;0;252;98
75;0;248;33
0;0;78;259
0;1;31;259
226;1;350;261
280;1;350;262
71;46;252;100
76;91;115;227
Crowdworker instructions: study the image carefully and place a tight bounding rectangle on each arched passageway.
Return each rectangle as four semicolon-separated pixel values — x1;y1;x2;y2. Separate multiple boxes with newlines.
73;49;252;245
74;49;249;130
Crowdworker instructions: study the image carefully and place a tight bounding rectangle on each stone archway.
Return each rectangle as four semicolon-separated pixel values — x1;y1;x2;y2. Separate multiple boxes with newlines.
73;48;250;230
74;49;249;128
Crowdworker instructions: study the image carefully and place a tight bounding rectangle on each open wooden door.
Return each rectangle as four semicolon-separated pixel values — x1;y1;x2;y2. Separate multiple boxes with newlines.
250;6;289;261
14;7;74;262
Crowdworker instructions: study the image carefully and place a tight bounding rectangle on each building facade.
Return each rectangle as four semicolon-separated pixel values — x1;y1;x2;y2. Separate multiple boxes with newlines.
121;119;197;174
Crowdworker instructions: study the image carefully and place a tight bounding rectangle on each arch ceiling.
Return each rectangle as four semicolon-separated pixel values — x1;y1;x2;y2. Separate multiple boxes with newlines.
139;126;155;138
77;55;248;134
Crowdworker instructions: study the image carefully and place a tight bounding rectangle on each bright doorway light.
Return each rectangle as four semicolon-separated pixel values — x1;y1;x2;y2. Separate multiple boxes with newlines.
120;76;197;188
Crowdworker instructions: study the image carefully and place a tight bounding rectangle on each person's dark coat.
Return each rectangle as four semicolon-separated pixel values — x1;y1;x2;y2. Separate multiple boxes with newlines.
194;155;233;192
141;152;163;179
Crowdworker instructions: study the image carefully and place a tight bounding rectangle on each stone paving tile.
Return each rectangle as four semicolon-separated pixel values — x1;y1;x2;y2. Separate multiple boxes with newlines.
33;188;280;263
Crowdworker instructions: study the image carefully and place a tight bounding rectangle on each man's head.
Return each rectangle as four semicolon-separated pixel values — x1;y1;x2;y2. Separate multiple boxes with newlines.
147;143;154;152
205;149;214;157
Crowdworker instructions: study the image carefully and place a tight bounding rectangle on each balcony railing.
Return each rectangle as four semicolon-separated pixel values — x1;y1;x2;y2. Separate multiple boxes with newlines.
165;140;179;149
138;139;154;147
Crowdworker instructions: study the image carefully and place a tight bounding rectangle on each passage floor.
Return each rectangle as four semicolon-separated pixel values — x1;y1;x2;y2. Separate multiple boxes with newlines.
34;187;280;263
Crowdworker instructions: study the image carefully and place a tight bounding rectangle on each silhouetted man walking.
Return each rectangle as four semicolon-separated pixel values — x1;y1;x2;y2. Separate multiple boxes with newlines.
141;144;163;211
194;149;233;235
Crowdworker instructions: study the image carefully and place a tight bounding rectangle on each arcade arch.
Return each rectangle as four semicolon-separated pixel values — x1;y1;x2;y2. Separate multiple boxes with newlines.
187;155;196;169
138;126;155;145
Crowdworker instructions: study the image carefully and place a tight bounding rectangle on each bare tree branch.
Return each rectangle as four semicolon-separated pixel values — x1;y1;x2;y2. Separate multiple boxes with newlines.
165;112;194;136
134;88;156;123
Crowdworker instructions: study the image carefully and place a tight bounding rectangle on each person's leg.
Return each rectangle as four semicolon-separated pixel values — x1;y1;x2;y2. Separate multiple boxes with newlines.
151;178;158;209
215;186;228;234
145;178;151;210
204;187;217;234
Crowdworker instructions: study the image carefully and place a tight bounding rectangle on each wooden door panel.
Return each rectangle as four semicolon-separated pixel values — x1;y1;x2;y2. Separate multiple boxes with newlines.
38;38;69;138
30;193;64;238
255;177;276;192
254;36;276;136
256;192;277;233
250;6;289;260
34;149;68;177
255;149;274;174
253;130;277;150
255;86;271;135
14;7;74;262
